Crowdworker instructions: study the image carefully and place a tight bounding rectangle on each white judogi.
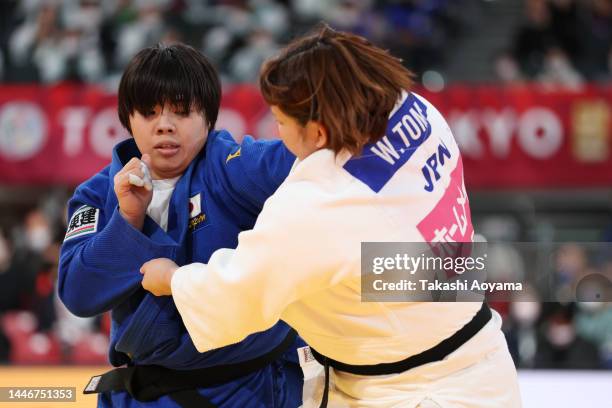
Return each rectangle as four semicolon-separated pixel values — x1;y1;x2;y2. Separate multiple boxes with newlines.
171;93;521;407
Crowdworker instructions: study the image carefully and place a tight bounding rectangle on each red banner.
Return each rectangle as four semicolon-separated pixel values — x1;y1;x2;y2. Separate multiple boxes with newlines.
422;85;612;189
0;84;273;185
0;84;610;188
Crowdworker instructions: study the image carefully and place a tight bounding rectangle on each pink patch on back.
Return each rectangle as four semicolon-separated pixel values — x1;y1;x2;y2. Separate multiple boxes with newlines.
417;159;473;256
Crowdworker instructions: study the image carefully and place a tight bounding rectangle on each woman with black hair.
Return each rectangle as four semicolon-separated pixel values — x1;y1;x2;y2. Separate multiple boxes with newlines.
59;43;303;408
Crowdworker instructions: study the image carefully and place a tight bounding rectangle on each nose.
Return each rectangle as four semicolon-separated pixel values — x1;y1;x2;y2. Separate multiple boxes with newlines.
155;111;176;135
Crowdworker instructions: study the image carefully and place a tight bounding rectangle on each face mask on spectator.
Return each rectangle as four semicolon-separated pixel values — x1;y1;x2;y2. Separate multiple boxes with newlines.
26;226;51;252
511;301;541;326
577;301;606;312
546;321;575;348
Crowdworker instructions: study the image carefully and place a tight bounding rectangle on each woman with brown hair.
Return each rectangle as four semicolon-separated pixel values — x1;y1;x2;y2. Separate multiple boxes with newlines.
141;25;521;407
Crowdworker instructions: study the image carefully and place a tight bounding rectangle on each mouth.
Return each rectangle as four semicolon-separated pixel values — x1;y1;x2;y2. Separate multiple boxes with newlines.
154;142;180;157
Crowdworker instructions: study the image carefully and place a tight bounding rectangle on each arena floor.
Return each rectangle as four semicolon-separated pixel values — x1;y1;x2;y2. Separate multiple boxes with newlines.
1;367;610;407
0;366;109;407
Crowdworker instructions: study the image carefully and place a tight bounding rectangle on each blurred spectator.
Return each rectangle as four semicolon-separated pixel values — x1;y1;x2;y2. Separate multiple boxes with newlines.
0;326;7;362
0;230;20;312
99;0;137;72
250;0;290;38
576;301;612;368
547;0;584;69
114;0;169;68
535;303;602;369
545;0;612;81
200;0;290;82
0;216;42;313
8;0;106;83
581;0;612;81
553;243;589;301
1;0;475;84
0;232;10;274
536;47;584;88
324;0;379;39
8;1;60;82
0;210;58;328
228;27;278;82
512;0;557;78
381;0;455;76
494;51;525;84
494;240;612;370
504;287;542;368
0;49;4;81
500;0;610;84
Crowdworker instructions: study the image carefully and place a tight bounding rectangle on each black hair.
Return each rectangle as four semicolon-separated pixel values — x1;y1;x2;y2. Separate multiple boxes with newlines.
118;43;221;134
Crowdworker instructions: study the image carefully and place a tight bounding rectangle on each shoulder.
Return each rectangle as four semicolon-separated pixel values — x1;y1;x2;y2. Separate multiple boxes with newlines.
259;177;323;227
410;92;450;130
72;165;112;206
201;130;243;183
205;129;292;184
205;129;240;160
207;129;286;162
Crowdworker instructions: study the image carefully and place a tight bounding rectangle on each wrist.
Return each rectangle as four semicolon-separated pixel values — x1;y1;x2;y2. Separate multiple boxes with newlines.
165;266;178;290
119;208;144;230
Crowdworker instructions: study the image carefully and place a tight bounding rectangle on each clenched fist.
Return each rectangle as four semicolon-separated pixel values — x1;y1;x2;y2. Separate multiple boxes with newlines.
141;258;178;296
113;154;153;230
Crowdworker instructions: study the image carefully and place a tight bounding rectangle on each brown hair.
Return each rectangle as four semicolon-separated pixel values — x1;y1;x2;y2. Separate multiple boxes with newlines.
260;24;414;155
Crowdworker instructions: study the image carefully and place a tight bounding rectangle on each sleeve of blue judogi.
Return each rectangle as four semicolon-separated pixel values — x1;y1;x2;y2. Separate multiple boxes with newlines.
207;131;295;216
58;168;175;317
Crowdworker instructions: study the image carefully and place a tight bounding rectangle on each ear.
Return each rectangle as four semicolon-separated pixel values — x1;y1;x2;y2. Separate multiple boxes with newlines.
306;121;328;149
315;123;328;149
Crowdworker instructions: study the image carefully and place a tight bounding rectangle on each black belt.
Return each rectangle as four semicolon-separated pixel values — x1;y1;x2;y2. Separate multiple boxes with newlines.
311;302;492;408
83;329;297;407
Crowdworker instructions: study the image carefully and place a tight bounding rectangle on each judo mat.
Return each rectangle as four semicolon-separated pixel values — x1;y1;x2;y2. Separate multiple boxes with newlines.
0;365;109;407
0;366;610;407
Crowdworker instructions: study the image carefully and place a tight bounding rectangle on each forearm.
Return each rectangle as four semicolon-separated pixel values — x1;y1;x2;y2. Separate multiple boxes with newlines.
171;252;280;352
59;209;175;316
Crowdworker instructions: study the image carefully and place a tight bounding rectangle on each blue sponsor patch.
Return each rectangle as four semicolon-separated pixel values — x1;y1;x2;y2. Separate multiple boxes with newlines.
343;93;431;192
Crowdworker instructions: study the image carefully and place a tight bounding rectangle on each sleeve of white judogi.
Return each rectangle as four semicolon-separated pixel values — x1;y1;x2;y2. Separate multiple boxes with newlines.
171;182;349;352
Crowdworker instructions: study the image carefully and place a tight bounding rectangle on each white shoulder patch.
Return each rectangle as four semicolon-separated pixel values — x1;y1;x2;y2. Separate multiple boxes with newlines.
64;205;100;242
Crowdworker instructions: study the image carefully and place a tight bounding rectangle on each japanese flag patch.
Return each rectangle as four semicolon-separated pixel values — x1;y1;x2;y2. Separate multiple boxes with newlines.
188;193;209;232
64;205;99;242
189;194;201;218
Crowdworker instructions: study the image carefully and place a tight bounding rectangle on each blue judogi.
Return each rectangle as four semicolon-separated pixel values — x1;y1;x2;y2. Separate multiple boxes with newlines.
58;130;303;407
